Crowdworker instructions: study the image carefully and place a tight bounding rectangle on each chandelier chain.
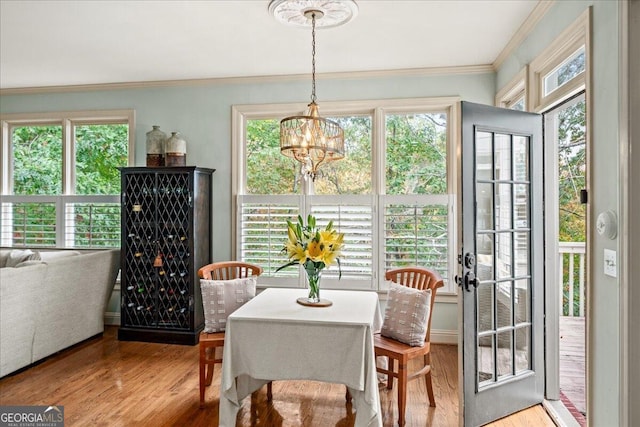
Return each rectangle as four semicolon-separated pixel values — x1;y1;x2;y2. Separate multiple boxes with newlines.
276;5;345;181
310;11;317;104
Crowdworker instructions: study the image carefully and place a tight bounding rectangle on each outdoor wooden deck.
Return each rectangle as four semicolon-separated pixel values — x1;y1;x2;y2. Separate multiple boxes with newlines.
560;316;586;421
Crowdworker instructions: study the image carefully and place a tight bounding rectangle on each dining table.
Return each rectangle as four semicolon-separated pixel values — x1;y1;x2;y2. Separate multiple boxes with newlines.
218;287;383;427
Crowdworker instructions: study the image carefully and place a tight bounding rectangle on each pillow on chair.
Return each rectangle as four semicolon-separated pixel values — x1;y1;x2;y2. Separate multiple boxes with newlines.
381;281;432;346
200;277;256;333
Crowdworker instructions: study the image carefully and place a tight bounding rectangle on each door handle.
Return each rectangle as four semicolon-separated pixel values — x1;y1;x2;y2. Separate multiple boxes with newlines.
464;272;478;291
455;272;478;292
456;252;478;292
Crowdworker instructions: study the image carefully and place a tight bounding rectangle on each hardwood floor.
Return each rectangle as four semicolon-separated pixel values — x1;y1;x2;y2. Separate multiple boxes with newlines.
0;326;554;426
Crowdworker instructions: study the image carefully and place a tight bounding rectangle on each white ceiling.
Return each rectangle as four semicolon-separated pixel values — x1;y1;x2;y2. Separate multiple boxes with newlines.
0;0;539;90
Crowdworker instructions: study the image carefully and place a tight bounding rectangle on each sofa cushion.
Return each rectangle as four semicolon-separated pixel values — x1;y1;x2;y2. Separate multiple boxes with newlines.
381;281;431;347
200;277;256;333
14;260;46;268
39;251;81;261
5;249;41;268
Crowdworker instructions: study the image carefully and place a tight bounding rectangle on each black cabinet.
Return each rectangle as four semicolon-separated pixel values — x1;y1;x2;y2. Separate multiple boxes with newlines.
118;166;214;345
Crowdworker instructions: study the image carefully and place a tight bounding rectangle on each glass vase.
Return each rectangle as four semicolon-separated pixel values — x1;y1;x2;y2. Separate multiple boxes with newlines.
305;269;322;303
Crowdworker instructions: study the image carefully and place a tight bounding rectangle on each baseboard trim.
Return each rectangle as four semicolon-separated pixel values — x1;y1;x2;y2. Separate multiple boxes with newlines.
104;312;120;326
431;329;458;345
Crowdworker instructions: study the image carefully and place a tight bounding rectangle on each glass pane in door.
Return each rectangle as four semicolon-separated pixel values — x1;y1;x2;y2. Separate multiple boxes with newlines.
474;130;533;391
477;233;494;281
497;281;512;329
476;131;493;181
515;326;531;373
478;282;494;333
495;134;512;181
497;331;513;378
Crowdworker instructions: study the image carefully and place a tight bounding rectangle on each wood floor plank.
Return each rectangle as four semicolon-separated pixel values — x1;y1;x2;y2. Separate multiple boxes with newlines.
0;326;554;426
559;316;586;415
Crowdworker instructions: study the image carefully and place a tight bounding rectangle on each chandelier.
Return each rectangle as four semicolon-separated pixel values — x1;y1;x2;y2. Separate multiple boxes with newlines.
270;0;358;181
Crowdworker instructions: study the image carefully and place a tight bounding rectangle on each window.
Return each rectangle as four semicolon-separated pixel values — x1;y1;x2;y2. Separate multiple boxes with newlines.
542;46;585;98
1;110;134;248
233;98;458;293
496;66;528;111
384;112;450;278
528;9;589;112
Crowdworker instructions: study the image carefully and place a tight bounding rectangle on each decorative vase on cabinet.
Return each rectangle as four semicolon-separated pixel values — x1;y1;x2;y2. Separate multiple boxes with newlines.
165;132;187;167
118;166;214;345
145;125;167;167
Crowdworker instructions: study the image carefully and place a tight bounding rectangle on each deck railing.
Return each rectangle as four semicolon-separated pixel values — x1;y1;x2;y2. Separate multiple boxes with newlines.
558;242;586;317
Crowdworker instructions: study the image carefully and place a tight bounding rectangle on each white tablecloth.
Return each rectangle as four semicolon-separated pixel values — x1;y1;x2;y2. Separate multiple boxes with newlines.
219;288;383;427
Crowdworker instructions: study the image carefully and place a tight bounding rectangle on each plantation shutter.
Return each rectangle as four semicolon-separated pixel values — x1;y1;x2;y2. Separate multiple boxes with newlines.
238;194;375;290
382;194;451;289
1;196;120;248
237;195;300;287
309;195;374;290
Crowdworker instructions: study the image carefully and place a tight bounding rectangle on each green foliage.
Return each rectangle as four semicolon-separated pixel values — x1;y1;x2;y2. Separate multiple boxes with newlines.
386;113;447;195
557;100;586;243
245;113;447;196
10;123;128;248
245;119;298;194
75;124;129;194
12;125;63;195
12;124;128;195
556;99;586;316
557;51;585;88
245;117;374;195
314;116;372;194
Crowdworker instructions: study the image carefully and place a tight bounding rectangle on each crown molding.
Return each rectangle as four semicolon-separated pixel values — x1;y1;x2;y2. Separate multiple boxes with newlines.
493;0;556;71
0;64;495;96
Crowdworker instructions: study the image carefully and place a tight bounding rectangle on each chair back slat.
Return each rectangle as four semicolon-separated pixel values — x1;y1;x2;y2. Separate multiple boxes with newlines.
197;261;262;280
385;267;444;342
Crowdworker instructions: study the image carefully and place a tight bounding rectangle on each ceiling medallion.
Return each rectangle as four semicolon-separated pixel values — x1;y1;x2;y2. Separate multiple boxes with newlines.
268;0;358;29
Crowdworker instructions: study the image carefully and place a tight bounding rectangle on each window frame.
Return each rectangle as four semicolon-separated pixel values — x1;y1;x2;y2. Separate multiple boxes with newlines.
528;9;590;113
496;66;528;111
232;97;459;294
0;109;135;248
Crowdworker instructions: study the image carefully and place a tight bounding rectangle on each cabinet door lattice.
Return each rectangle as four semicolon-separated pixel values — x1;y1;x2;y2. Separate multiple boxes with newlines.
119;166;213;345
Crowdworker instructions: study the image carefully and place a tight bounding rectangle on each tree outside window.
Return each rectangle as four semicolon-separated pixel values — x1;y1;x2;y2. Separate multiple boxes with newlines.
3;113;131;248
240;103;454;292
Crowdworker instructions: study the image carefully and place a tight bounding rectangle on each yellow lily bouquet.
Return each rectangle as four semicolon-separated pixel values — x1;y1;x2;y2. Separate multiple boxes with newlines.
276;214;345;303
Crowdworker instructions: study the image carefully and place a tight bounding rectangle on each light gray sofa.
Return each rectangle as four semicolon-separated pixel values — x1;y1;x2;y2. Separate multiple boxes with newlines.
0;248;120;377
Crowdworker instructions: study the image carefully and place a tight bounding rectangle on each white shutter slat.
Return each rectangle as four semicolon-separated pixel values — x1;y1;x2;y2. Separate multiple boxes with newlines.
384;201;449;283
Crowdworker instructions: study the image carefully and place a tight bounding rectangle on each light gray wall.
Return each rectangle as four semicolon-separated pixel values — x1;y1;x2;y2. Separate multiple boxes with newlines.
496;1;622;425
0;71;495;334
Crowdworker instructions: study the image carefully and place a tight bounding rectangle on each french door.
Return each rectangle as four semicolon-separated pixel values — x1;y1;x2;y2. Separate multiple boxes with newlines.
459;102;544;426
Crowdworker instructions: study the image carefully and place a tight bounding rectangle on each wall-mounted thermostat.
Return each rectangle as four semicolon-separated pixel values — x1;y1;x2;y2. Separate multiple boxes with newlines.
596;210;617;240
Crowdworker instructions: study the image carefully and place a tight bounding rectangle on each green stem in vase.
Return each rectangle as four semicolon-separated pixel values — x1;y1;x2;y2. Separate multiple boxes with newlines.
305;262;323;303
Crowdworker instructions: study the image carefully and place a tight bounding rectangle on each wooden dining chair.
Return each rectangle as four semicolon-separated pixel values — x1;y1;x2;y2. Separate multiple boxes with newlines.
197;261;272;408
376;267;444;426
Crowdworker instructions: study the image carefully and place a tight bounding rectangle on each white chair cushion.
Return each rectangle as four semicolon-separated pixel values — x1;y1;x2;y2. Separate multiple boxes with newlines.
381;281;431;347
200;277;256;333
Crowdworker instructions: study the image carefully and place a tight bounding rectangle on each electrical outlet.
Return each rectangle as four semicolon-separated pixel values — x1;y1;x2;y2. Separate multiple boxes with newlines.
604;249;617;278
